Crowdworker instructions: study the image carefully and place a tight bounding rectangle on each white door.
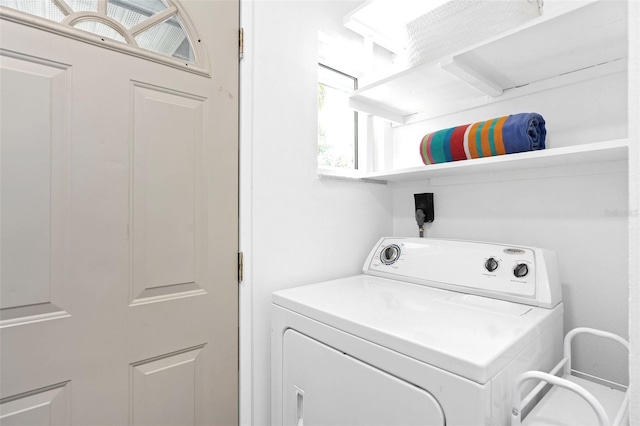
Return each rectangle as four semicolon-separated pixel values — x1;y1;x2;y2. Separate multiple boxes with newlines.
0;1;239;424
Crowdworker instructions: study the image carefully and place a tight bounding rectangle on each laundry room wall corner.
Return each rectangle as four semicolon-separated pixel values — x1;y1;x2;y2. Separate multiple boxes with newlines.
240;1;393;425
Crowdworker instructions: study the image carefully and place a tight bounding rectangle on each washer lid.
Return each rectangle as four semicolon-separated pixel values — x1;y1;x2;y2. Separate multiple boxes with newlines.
272;274;563;384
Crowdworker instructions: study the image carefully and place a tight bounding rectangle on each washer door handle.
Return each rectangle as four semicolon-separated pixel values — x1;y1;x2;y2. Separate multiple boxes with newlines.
295;386;304;426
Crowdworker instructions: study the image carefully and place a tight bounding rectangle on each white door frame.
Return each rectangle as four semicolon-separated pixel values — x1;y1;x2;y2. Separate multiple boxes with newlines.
239;0;254;424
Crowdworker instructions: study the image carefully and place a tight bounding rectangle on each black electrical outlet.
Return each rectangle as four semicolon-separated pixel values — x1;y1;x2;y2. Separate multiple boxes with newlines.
414;193;434;223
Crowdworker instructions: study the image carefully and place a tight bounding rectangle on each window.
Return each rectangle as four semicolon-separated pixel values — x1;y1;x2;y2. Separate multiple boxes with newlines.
0;0;200;70
317;64;358;169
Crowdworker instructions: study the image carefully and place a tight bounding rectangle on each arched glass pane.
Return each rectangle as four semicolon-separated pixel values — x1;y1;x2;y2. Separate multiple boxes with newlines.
2;0;201;69
135;15;193;62
107;0;168;30
68;0;98;12
74;20;126;42
0;0;65;22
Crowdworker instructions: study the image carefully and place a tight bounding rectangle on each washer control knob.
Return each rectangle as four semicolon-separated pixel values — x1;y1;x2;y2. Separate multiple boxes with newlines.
514;263;529;278
380;244;401;265
484;257;499;272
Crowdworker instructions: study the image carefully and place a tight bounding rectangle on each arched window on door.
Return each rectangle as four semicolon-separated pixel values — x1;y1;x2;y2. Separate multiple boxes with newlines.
0;0;206;74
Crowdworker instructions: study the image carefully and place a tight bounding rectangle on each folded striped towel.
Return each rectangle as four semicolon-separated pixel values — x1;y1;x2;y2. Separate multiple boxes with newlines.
419;113;546;165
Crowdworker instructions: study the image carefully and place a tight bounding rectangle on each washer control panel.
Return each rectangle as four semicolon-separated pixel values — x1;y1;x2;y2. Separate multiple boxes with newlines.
365;238;561;308
482;256;532;279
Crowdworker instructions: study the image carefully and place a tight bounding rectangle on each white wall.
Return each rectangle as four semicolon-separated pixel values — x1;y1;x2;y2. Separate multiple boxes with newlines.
241;2;392;424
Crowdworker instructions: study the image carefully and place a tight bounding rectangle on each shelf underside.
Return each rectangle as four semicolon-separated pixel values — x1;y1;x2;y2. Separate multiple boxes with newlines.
349;0;628;124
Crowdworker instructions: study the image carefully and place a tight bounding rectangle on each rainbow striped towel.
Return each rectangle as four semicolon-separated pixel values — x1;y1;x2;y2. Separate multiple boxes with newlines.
419;113;546;165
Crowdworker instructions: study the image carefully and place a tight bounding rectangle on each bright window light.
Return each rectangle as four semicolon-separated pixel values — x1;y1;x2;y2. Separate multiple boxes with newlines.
318;64;358;169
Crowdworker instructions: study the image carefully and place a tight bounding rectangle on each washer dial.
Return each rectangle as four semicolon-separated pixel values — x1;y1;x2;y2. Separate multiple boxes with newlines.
484;257;499;272
380;244;401;265
514;263;529;278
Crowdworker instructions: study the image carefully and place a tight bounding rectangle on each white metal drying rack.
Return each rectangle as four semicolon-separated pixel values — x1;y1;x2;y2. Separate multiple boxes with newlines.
511;327;630;426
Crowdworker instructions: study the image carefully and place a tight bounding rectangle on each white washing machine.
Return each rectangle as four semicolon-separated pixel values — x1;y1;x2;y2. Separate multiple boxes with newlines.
271;238;564;426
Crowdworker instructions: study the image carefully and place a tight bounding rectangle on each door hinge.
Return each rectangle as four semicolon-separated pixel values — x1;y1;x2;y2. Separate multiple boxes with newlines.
239;27;244;60
238;251;244;283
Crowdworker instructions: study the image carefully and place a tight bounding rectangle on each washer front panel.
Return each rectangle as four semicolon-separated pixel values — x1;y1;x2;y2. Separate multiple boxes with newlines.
283;329;445;426
271;304;491;426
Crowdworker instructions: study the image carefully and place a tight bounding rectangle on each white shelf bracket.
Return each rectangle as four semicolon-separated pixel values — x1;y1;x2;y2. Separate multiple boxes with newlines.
348;97;406;125
440;57;504;97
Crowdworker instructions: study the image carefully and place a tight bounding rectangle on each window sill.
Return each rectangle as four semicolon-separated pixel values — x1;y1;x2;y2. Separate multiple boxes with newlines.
317;167;388;184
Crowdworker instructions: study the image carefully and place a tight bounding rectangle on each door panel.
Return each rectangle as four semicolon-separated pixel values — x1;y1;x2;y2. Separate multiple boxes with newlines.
283;330;446;426
0;1;238;423
130;82;207;303
131;345;205;426
0;382;70;426
0;51;71;325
